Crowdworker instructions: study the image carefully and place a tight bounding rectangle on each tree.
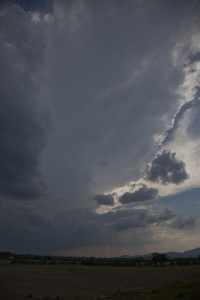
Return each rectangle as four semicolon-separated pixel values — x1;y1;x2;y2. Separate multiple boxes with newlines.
152;252;168;265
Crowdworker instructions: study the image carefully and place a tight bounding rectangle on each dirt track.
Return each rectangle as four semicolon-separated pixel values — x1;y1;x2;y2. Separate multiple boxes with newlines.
1;264;200;299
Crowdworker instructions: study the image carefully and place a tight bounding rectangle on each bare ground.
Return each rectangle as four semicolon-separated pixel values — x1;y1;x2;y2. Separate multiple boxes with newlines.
0;264;200;299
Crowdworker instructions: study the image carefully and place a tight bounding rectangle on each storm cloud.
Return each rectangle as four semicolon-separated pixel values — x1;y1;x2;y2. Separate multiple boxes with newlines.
114;208;174;231
0;4;50;200
145;150;189;185
119;185;158;204
0;0;200;256
0;198;194;254
94;194;114;206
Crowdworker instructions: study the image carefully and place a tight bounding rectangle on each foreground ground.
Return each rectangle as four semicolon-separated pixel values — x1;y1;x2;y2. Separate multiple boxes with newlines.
0;264;200;299
104;276;200;299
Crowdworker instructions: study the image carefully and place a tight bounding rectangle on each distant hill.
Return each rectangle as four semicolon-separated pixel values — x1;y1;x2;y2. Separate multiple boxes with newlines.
166;247;200;259
119;247;200;260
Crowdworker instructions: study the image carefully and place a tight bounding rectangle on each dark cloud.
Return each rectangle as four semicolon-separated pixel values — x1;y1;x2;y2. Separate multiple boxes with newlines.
113;208;174;231
107;208;196;232
188;52;200;64
0;0;199;255
119;185;158;204
0;0;53;13
0;5;50;200
187;104;200;138
159;97;200;147
114;217;143;231
145;208;175;224
42;0;195;202
145;150;189;184
170;216;196;230
94;194;114;206
0;195;195;254
14;0;53;13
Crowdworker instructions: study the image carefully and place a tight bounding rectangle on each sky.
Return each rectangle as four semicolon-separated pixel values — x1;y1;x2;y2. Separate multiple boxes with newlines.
0;0;200;257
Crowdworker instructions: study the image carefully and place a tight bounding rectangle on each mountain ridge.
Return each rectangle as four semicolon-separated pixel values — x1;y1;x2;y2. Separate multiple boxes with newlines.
119;247;200;259
166;247;200;258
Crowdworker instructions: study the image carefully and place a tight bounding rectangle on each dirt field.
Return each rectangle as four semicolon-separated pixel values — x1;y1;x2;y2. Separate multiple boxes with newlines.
0;264;200;299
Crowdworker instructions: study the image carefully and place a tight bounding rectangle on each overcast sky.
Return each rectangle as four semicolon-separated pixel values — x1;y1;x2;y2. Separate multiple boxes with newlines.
1;0;200;257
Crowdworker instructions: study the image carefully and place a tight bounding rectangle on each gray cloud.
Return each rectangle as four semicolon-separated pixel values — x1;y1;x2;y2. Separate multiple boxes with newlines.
0;0;52;12
114;217;143;231
145;208;175;224
41;0;195;205
94;194;114;206
0;195;196;254
159;96;200;148
114;208;174;231
119;185;158;204
187;102;200;138
170;216;196;230
0;0;199;256
145;150;189;185
0;4;50;200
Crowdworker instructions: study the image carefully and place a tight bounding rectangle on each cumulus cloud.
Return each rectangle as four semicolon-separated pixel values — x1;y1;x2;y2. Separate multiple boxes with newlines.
0;4;50;200
119;185;158;204
170;216;196;230
145;150;189;185
94;194;114;206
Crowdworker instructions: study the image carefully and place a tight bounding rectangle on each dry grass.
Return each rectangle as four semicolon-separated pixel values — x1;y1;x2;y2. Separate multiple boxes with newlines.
0;264;200;299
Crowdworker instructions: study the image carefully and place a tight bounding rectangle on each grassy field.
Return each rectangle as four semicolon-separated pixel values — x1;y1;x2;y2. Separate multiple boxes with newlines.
0;264;200;299
104;276;200;299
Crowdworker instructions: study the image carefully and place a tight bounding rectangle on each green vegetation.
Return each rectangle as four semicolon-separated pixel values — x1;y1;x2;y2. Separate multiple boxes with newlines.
103;276;200;300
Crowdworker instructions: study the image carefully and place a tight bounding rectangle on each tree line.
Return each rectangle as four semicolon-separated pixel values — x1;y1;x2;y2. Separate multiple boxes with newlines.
1;251;200;267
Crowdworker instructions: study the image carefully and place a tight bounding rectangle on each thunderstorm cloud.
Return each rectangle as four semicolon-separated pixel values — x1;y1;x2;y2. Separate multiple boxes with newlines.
0;4;50;200
0;0;199;256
